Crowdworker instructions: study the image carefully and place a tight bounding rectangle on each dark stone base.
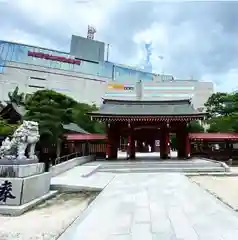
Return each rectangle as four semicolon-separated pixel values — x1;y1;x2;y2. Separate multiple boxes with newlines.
0;162;44;177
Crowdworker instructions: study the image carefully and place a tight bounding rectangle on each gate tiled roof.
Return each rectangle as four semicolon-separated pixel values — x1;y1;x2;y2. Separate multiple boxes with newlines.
90;99;204;117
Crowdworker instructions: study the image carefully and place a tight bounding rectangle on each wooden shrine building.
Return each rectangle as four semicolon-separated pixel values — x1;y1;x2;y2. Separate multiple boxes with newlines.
89;99;205;160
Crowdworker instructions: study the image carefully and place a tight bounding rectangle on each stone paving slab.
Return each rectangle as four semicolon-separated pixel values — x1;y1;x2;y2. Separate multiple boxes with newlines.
58;173;238;240
191;176;238;211
54;165;100;177
51;166;115;191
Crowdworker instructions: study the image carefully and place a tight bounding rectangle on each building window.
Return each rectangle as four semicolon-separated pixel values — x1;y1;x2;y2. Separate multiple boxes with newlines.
143;86;195;90
143;93;194;98
104;93;136;97
28;85;45;89
29;76;46;81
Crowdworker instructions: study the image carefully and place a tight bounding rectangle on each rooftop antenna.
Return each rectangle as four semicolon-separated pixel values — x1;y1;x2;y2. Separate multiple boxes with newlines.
144;42;152;73
87;25;96;40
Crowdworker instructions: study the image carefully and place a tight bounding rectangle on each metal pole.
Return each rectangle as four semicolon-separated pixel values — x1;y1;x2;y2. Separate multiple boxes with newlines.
158;56;164;77
106;44;110;62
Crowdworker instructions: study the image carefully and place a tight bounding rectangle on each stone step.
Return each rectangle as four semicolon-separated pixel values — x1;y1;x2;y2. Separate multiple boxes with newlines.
98;167;225;173
100;163;220;169
93;160;212;164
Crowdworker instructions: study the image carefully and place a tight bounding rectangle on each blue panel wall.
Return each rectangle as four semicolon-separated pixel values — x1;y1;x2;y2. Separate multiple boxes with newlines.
0;42;5;72
0;40;153;82
114;65;153;82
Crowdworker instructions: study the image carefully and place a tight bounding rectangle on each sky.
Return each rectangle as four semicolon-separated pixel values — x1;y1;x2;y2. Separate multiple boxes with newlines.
0;0;238;92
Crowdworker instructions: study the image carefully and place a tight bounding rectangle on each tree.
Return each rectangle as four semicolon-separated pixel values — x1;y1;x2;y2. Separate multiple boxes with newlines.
205;92;238;132
208;116;234;133
23;89;104;157
8;86;31;105
8;87;25;105
205;92;230;119
0;118;19;135
189;121;204;133
24;90;77;157
72;103;105;133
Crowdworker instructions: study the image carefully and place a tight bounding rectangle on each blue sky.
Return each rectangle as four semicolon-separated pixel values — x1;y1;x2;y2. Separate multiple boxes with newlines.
1;0;238;92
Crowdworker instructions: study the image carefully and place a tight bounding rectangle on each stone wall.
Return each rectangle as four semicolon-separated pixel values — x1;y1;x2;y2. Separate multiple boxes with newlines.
0;62;108;106
50;155;94;177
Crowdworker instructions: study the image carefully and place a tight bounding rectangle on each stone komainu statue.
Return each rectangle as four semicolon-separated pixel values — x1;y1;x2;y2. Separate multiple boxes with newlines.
0;120;40;161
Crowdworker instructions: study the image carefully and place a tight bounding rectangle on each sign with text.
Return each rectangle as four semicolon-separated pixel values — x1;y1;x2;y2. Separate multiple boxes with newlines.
28;51;81;65
107;83;134;90
0;180;16;203
155;140;160;146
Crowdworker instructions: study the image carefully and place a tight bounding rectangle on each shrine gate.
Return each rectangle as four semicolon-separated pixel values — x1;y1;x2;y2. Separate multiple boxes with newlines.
89;99;205;160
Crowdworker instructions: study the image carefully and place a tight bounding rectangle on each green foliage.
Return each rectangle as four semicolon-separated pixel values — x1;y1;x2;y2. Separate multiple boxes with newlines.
0;118;19;135
8;87;25;105
72;102;105;133
189;121;204;133
207;116;235;133
205;92;238;132
24;89;104;145
24;90;77;143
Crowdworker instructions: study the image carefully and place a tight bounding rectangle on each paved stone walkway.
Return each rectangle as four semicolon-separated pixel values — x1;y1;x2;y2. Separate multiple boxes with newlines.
51;166;115;191
58;173;238;240
191;176;238;211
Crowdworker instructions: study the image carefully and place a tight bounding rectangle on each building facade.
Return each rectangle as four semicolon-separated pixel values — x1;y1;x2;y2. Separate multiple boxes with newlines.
105;80;213;110
0;36;213;109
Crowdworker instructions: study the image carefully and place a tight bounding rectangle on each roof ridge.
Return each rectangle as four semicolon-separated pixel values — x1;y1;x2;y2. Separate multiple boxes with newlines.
102;98;191;104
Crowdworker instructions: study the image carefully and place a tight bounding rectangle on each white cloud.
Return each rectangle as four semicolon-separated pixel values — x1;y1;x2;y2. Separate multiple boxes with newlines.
1;1;238;92
133;22;170;73
6;0;120;42
202;69;238;93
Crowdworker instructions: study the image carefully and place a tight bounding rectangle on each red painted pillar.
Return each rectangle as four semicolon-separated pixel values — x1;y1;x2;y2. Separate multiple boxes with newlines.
177;122;190;159
159;130;165;159
176;123;186;159
127;135;135;159
160;123;170;159
106;123;113;160
130;136;136;159
176;130;182;158
185;133;190;158
185;127;190;159
111;132;119;160
127;122;135;160
127;135;131;159
164;126;170;159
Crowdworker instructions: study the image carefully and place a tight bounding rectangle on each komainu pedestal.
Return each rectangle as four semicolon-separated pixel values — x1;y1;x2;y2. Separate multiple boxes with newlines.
0;121;53;215
0;164;50;206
